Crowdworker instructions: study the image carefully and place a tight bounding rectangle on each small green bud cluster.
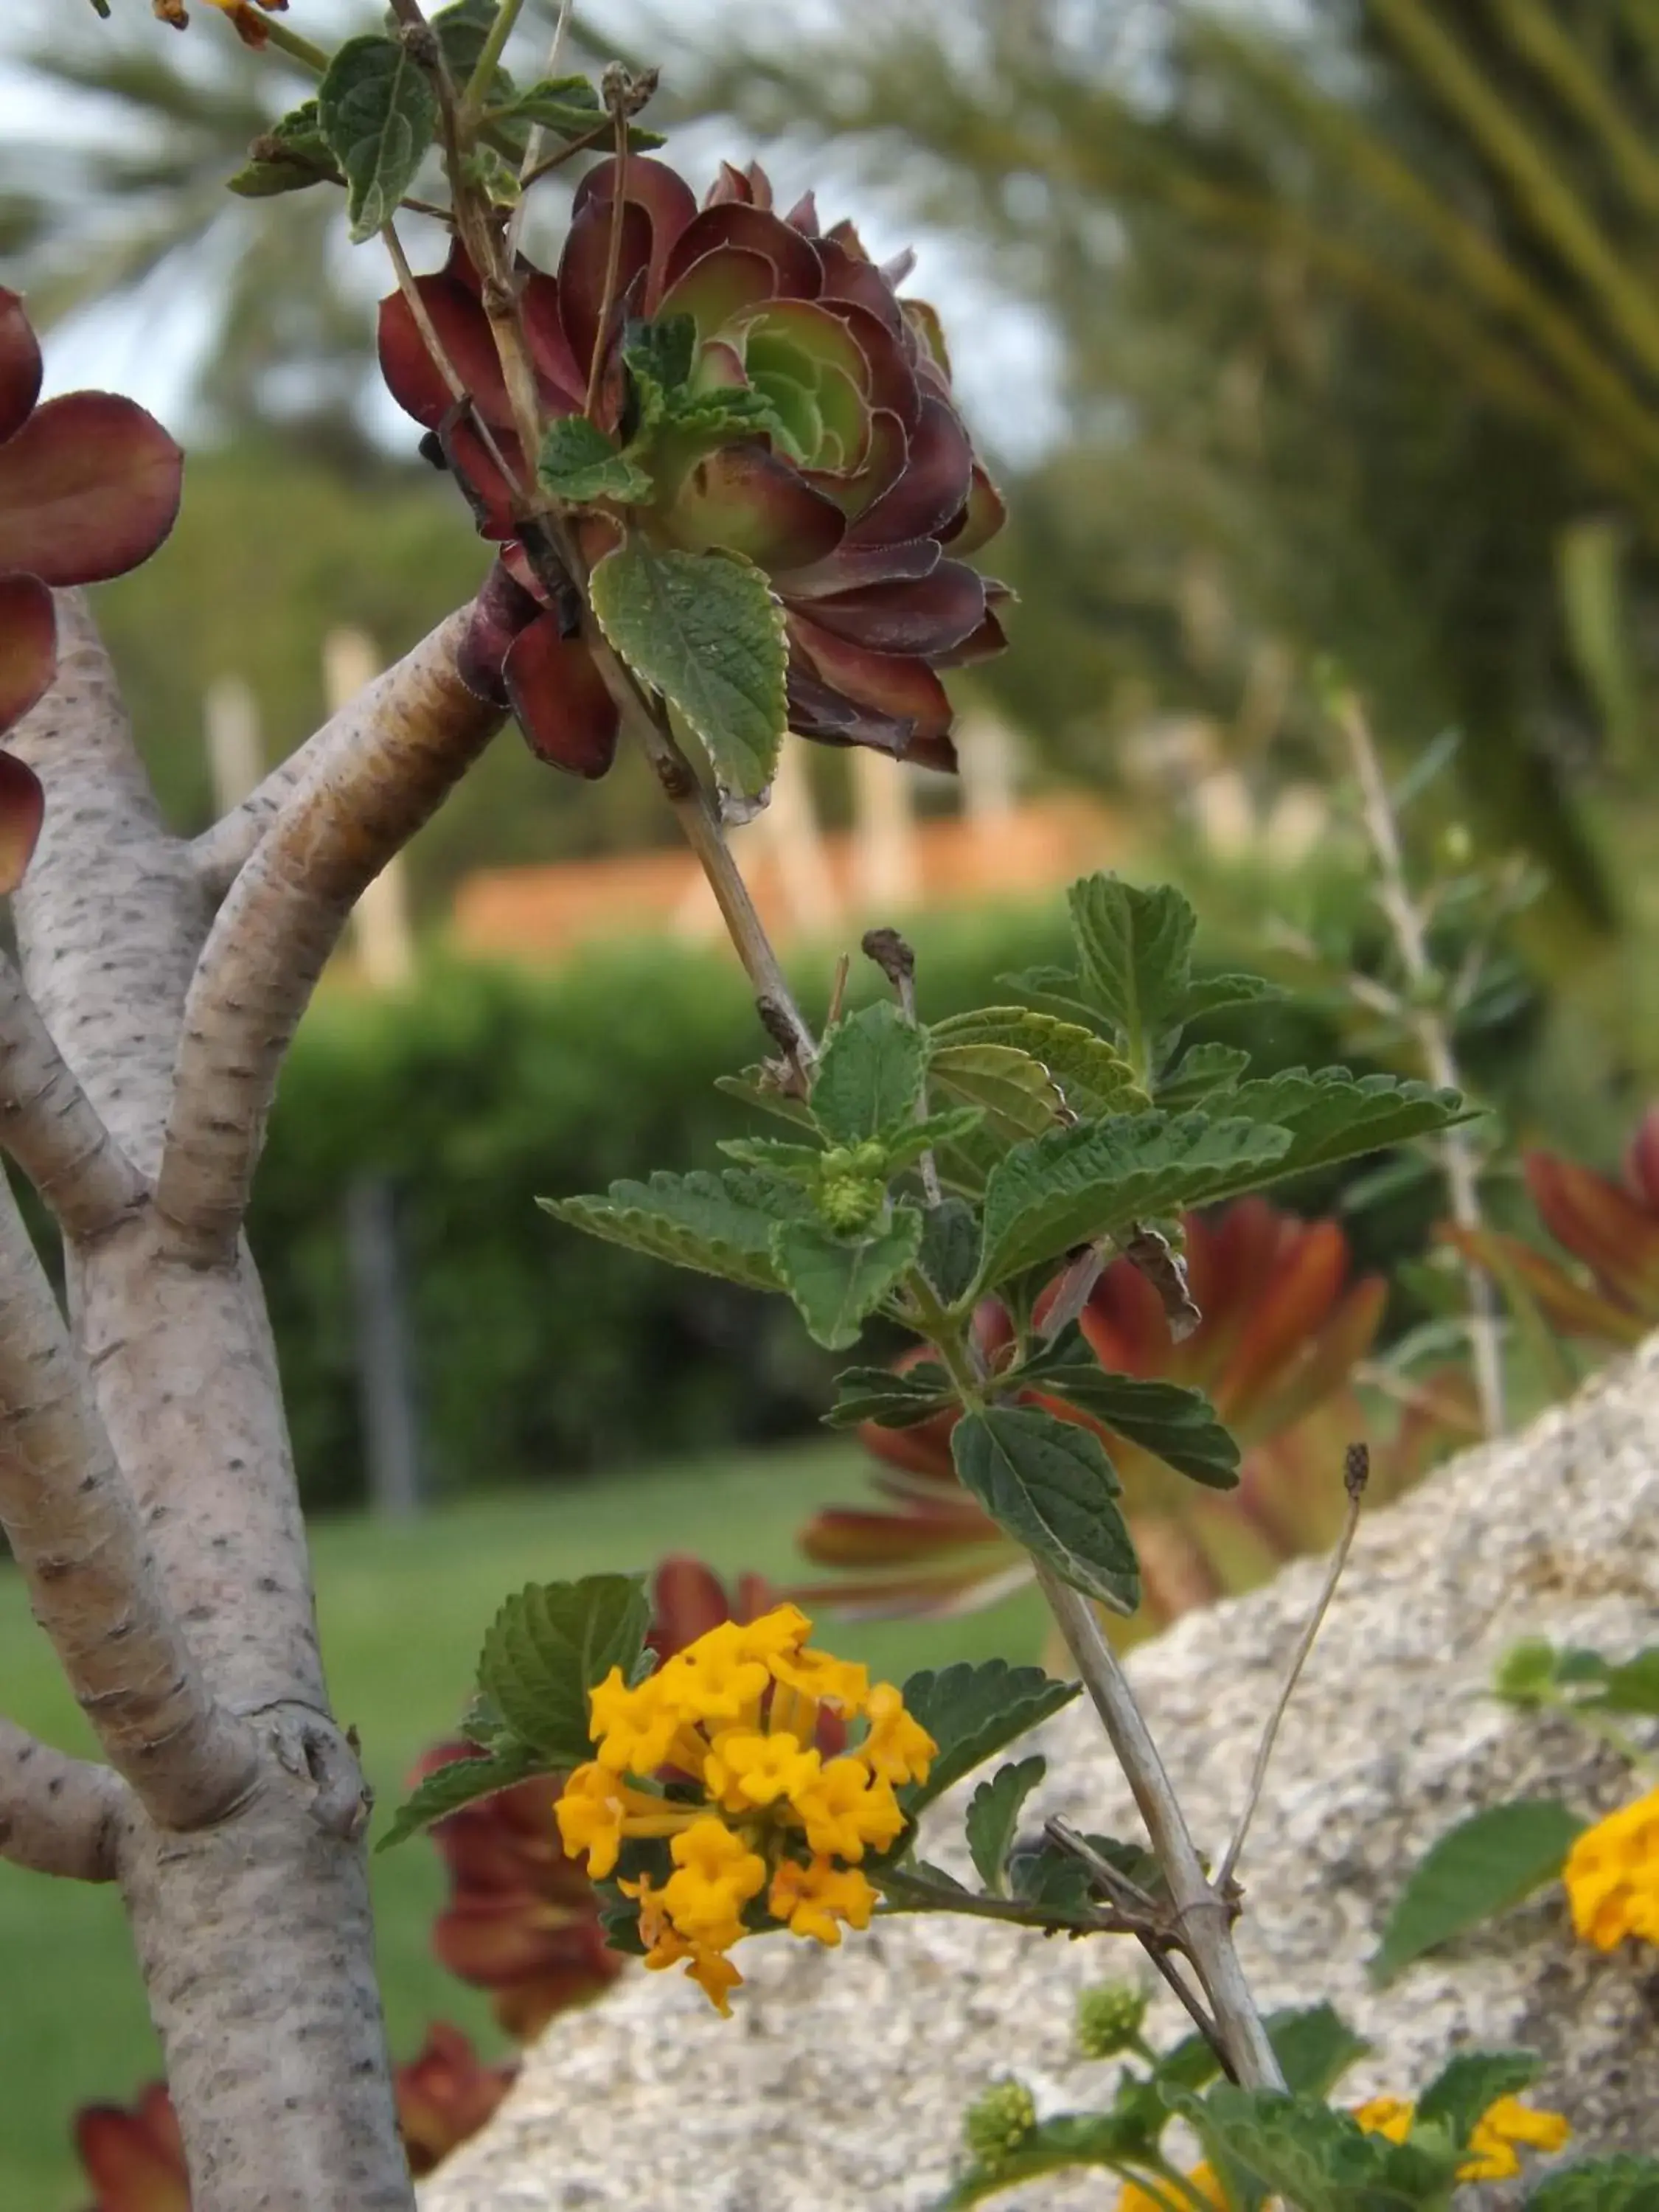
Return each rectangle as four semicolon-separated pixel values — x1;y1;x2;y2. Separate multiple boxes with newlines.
964;2077;1038;2174
815;1141;890;1235
1076;1980;1148;2059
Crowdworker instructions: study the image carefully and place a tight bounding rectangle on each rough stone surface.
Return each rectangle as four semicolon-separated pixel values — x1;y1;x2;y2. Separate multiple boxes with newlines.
422;1344;1659;2211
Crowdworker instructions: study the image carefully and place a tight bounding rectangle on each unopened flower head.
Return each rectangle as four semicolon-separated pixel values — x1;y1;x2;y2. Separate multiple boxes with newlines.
554;1604;933;2011
1562;1786;1659;1952
1076;1980;1148;2059
964;2078;1037;2174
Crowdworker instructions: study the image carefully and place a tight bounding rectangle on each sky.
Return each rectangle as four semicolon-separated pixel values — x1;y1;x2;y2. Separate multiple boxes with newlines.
0;0;1066;463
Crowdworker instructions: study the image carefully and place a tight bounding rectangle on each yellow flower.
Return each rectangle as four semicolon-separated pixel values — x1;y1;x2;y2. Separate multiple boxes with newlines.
768;1643;872;1717
1116;2162;1225;2211
553;1763;627;1879
658;1815;768;1948
860;1680;937;1786
791;1756;905;1861
768;1856;876;1945
1458;2096;1571;2183
625;1895;745;2017
703;1728;821;1813
1563;1787;1659;1952
588;1667;683;1776
1352;2096;1414;2146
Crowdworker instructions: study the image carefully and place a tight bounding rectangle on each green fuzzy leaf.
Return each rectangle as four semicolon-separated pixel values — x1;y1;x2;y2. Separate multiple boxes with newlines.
953;1406;1139;1613
375;1736;549;1852
431;0;507;86
713;1067;816;1127
998;964;1103;1026
1156;2031;1225;2093
1156;1040;1251;1109
227;100;343;198
1582;1647;1659;1716
1006;1829;1160;1916
1369;1799;1585;1986
1177;971;1287;1023
931;1008;1146;1116
625;313;696;394
1265;2003;1370;2100
1066;875;1196;1074
1019;1333;1240;1489
919;1196;984;1304
538;1168;809;1290
824;1361;956;1430
770;1207;922;1350
1170;2085;1458;2210
1416;2050;1540;2150
478;1573;650;1764
1526;2157;1659;2211
812;1002;930;1145
588;545;787;807
494;74;664;149
936;2112;1158;2207
1493;1637;1564;1705
317;35;440;243
883;1107;986;1169
978;1113;1293;1285
717;1135;824;1179
538;417;653;505
965;1754;1046;1893
897;1658;1080;1814
664;386;791;442
1217;1069;1474;1183
931;1041;1064;1140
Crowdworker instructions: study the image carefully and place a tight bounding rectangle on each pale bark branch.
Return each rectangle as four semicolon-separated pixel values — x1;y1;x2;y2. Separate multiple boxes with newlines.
188;747;316;903
0;1170;257;1827
156;607;502;1269
0;953;146;1237
0;1714;125;1880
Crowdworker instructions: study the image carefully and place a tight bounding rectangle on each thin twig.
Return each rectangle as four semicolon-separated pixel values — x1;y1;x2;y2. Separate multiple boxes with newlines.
504;0;575;257
1216;1444;1369;1892
863;927;942;1201
1337;693;1506;1437
582;82;633;420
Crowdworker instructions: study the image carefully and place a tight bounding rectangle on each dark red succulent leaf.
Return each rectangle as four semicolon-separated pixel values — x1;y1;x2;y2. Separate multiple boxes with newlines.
375;156;1007;782
394;2023;517;2179
74;2085;189;2212
0;571;55;734
0;392;181;585
0;290;43;445
502;619;620;779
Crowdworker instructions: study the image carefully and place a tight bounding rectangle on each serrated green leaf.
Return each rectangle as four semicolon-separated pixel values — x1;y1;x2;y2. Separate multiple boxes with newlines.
965;1754;1046;1893
1066;876;1196;1077
884;1107;986;1169
1527;2156;1659;2211
931;1009;1146;1116
588;544;787;806
1156;2031;1225;2093
375;1737;549;1852
1369;1799;1585;1986
1171;2084;1458;2211
812;1002;930;1145
770;1207;922;1350
1416;2050;1540;2149
953;1406;1139;1613
919;1196;984;1304
931;1041;1065;1140
1217;1069;1474;1183
713;1068;816;1128
538;417;654;505
665;386;791;442
999;964;1103;1026
539;1168;807;1289
1021;1331;1239;1488
897;1659;1080;1814
934;2112;1157;2207
478;1573;650;1764
1006;1829;1160;1915
1264;2003;1370;2099
716;1135;824;1178
227;100;342;198
492;73;664;148
317;35;439;242
824;1362;956;1430
431;0;506;86
978;1113;1293;1285
1156;1040;1251;1110
625;313;695;392
1177;971;1287;1023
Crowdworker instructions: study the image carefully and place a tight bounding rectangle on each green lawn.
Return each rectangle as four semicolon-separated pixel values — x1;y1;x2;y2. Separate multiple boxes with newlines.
0;1440;1042;2209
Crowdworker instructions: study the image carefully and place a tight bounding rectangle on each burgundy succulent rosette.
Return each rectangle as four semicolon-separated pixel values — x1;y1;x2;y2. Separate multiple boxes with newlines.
377;158;1007;780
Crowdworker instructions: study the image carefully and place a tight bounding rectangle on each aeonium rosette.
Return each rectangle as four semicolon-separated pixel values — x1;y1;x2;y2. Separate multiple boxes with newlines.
377;157;1006;795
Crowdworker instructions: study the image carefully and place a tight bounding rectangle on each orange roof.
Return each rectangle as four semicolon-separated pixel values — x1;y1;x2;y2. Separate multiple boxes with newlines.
450;798;1127;961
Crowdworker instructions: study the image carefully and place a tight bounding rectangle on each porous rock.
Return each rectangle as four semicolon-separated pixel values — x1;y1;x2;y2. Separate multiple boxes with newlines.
422;1343;1659;2210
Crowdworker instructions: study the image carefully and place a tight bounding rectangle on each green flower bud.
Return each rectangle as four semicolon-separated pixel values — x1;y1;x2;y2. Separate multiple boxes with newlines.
818;1175;885;1234
820;1147;855;1176
852;1140;889;1175
1077;1980;1148;2059
964;2078;1037;2173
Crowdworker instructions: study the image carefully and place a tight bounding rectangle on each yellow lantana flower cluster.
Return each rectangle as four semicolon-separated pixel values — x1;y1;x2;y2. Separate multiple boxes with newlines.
1353;2092;1571;2182
1562;1785;1659;1952
554;1604;935;2014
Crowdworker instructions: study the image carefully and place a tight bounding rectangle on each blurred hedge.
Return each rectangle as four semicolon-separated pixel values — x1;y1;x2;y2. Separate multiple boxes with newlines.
250;902;1391;1514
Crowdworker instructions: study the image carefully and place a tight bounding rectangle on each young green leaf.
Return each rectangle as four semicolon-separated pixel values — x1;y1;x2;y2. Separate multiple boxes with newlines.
375;1736;550;1852
1019;1336;1240;1489
1168;2085;1458;2211
883;1107;986;1169
1262;2003;1370;2100
1217;1069;1473;1183
431;0;508;87
930;1042;1065;1139
539;1168;808;1290
812;1001;930;1145
1155;1040;1251;1110
965;1753;1046;1893
998;964;1102;1026
897;1658;1079;1813
1368;1798;1585;1986
953;1406;1140;1613
770;1207;922;1350
588;544;787;807
978;1113;1292;1285
931;1008;1146;1116
1526;2157;1659;2211
624;313;696;394
227;100;343;198
918;1196;984;1304
1066;875;1196;1077
493;74;664;148
823;1362;956;1430
713;1067;816;1128
1006;1829;1161;1916
538;417;654;505
717;1135;825;1179
478;1573;651;1765
1416;2050;1540;2149
316;35;440;242
1580;1647;1659;1716
1175;972;1286;1023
